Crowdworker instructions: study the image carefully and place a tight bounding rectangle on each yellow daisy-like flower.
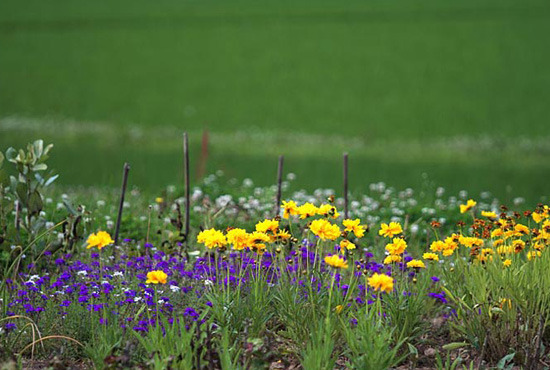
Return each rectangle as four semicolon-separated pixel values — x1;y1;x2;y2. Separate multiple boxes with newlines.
281;200;299;219
255;219;279;234
197;228;227;249
339;239;356;253
481;211;497;219
318;204;340;219
86;231;114;250
514;224;530;236
155;197;164;204
276;229;291;240
503;259;512;267
430;240;446;252
512;239;526;253
496;245;513;255
460;199;477;214
532;207;548;223
324;254;348;269
368;273;394;293
248;232;270;254
406;259;426;269
146;270;168;284
527;250;542;260
343;219;366;238
423;252;439;261
226;228;249;251
298;202;318;219
491;228;504;238
383;255;402;264
309;219;341;241
378;222;402;238
459;235;484;248
385;237;407;255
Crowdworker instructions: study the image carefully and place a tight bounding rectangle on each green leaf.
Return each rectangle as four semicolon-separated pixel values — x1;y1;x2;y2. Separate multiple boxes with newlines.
442;342;469;351
0;152;4;168
29;190;43;215
33;140;44;158
32;163;47;171
497;353;515;369
16;182;28;204
5;147;16;163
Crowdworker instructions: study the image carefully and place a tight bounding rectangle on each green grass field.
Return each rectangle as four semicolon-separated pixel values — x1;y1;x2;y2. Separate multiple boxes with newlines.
1;0;549;202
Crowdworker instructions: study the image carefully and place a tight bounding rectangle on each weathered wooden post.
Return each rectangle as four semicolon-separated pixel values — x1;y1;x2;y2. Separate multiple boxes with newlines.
183;132;191;259
114;162;130;245
343;153;349;219
274;155;284;218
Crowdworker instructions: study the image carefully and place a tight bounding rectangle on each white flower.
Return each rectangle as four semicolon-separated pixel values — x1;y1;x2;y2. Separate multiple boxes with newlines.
113;271;123;277
77;270;88;276
170;285;181;292
97;200;106;207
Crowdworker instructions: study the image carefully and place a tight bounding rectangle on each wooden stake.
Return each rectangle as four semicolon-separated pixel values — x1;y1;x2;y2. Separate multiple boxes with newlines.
183;133;191;259
114;162;130;245
275;155;284;218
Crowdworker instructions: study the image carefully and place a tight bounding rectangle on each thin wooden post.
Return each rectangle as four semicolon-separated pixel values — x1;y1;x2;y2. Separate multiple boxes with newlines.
343;153;349;219
114;162;130;245
183;133;190;259
274;155;284;218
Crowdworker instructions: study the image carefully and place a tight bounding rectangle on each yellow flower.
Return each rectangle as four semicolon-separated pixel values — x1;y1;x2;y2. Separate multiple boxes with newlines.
503;259;512;267
378;222;402;238
496;245;513;255
276;229;291;240
477;248;494;263
318;204;340;219
281;200;299;219
430;240;446;252
335;304;344;314
459;235;484;248
146;270;168;284
368;273;394;293
481;211;497;219
532;207;548;223
248;232;270;254
298;202;318;219
383;255;402;264
512;239;526;253
423;252;439;261
309;219;341;241
406;259;426;269
491;228;504;238
343;219;366;238
226;228;249;251
324;254;348;269
197;228;227;249
460;199;477;214
514;224;530;236
339;239;356;253
385;237;407;255
86;231;114;250
255;219;279;234
527;250;542;260
155;197;164;203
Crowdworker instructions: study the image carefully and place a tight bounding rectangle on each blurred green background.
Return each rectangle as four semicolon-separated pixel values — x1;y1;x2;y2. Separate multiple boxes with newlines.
1;0;549;203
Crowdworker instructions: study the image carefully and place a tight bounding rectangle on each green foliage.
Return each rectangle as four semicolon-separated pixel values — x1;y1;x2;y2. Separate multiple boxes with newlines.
442;252;550;367
342;307;408;369
2;140;59;253
133;317;200;370
300;318;337;370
